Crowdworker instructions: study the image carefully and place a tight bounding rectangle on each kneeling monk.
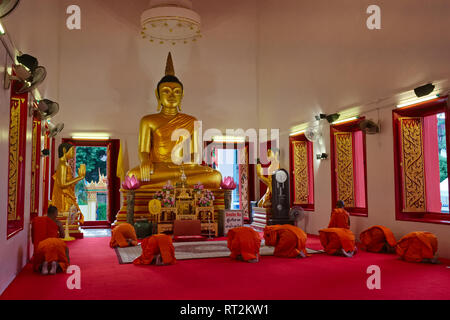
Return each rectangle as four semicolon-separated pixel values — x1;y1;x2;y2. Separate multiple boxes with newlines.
227;227;261;263
396;231;439;263
328;200;350;229
133;234;176;266
319;228;357;257
110;223;138;248
360;225;396;253
33;238;70;275
264;224;307;258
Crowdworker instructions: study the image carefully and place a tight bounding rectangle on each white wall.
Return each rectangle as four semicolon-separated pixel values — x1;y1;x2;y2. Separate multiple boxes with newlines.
258;0;450;258
0;45;34;294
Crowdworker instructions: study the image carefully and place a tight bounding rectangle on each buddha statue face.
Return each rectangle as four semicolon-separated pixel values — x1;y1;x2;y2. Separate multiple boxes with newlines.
64;146;75;159
156;82;183;110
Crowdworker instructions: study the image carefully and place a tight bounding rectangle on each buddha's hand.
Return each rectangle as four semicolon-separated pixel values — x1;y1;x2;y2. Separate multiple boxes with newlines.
78;164;86;178
140;160;154;182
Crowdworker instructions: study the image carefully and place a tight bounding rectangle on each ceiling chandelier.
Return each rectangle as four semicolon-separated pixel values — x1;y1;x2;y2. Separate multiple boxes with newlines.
140;0;202;45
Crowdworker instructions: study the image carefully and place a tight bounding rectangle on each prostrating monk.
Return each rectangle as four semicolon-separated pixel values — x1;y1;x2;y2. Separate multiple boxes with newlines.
319;228;357;257
328;200;350;229
360;225;397;253
227;227;261;263
264;224;308;258
396;231;439;263
133;234;176;266
126;52;222;189
110;223;138;248
31;206;70;275
33;238;70;275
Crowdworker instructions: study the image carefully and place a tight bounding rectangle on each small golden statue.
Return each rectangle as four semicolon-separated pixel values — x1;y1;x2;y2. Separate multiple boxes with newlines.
256;149;279;208
51;142;86;222
126;52;222;189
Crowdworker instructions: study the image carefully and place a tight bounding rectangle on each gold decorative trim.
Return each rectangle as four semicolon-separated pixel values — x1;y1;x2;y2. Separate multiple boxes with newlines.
400;117;426;211
7;97;24;221
334;132;355;207
292;141;308;204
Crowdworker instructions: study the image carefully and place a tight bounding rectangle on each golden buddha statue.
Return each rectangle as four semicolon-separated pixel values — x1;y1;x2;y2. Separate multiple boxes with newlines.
127;53;222;189
256;149;279;208
51;142;86;219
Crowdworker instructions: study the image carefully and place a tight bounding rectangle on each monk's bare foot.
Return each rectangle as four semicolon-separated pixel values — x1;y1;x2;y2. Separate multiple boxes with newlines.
49;261;58;275
41;261;49;275
248;258;258;263
297;251;306;259
155;254;164;266
341;249;354;258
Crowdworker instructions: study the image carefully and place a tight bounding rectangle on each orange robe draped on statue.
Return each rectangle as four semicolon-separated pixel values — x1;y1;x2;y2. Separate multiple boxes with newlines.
360;225;397;253
110;223;138;248
133;234;176;265
396;231;438;263
264;224;308;258
319;228;356;255
33;238;69;272
227;227;261;261
31;216;60;250
328;208;350;229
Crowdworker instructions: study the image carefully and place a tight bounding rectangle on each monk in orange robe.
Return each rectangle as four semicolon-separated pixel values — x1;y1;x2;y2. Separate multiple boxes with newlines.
319;228;357;257
33;238;70;275
31;205;70;274
31;205;64;249
360;225;397;253
396;231;439;263
328;200;350;229
110;223;138;248
133;234;176;266
227;227;261;263
264;224;308;258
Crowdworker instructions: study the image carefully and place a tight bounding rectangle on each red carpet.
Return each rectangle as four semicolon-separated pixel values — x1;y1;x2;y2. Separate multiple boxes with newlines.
1;235;449;300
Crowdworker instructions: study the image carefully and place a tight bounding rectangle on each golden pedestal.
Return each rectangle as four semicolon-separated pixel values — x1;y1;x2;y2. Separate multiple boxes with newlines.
114;188;224;236
57;212;83;239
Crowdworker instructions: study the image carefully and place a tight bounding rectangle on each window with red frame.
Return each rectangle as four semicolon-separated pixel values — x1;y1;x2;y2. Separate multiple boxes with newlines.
330;118;368;216
289;133;314;210
393;96;450;224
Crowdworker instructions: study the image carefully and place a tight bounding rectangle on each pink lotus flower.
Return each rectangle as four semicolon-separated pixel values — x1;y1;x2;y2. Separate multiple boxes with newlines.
220;176;237;190
122;175;141;190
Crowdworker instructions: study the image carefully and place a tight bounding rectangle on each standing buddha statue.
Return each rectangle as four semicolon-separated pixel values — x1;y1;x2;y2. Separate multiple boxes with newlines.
51;142;86;222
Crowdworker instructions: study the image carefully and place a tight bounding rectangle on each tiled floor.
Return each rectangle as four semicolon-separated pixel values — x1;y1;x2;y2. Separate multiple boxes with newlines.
82;228;111;238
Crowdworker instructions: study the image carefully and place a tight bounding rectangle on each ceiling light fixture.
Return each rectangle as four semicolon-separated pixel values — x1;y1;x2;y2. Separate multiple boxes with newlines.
141;0;201;45
396;95;440;109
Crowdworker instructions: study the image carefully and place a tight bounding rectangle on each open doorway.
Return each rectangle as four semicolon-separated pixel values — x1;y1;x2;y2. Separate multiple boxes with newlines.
61;139;121;227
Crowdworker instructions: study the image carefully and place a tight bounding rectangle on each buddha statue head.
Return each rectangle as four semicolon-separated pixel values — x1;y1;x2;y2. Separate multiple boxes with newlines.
58;142;75;159
155;52;184;112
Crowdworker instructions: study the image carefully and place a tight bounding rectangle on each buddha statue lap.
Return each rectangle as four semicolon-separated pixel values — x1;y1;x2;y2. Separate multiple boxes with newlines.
127;53;222;189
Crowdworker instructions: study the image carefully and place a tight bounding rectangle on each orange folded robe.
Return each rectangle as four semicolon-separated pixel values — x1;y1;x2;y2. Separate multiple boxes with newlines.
328;208;350;229
227;227;261;261
396;231;438;263
319;228;356;255
133;234;176;265
31;216;60;249
360;225;397;253
264;224;307;258
33;238;69;272
110;223;138;248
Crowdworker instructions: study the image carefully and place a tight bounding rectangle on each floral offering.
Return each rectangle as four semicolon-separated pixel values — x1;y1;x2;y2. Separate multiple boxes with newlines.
122;175;141;190
220;176;237;190
153;190;164;200
162;181;174;191
193;182;204;193
162;195;175;208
